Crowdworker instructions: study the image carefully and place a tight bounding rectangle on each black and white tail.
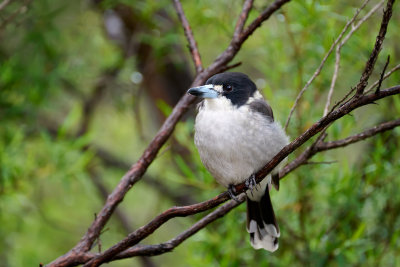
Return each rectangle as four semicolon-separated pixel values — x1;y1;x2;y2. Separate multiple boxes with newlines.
246;178;280;252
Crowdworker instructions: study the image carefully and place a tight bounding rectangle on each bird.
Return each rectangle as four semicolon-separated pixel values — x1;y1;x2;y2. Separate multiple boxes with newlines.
187;72;289;252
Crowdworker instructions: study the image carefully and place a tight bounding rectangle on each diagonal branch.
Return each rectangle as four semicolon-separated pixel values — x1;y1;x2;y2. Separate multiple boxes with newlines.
251;85;400;189
355;0;394;96
365;63;400;93
241;0;290;43
280;118;400;178
173;0;203;73
0;0;11;11
233;0;254;42
110;195;244;261
82;192;232;266
317;118;400;151
206;0;292;74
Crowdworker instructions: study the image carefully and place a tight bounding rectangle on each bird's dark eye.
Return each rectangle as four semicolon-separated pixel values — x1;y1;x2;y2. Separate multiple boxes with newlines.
224;84;233;92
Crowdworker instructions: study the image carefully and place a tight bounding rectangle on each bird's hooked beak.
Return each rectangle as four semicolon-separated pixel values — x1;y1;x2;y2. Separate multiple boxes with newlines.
187;84;219;99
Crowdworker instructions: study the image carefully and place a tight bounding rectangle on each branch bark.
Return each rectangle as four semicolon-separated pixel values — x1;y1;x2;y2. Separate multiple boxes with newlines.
173;0;203;73
355;0;394;96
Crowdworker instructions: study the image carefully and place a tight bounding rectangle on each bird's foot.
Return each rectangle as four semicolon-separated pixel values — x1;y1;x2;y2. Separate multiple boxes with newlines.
245;174;257;193
228;184;240;202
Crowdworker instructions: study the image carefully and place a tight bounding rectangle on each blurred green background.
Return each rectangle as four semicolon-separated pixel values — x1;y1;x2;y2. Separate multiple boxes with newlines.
1;0;400;266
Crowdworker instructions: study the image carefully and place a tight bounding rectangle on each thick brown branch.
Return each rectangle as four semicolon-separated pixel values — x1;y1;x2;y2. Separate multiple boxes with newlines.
241;0;291;42
355;0;394;95
53;197;244;265
206;0;291;75
111;196;244;260
83;193;231;266
318;119;400;151
280;118;400;178
237;85;400;192
173;0;203;73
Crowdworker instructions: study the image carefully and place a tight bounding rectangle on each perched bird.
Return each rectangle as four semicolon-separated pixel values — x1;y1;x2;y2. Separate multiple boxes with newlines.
187;72;289;252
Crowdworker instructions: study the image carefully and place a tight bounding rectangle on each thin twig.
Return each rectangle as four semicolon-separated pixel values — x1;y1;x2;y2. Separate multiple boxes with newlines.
285;0;370;129
366;63;400;93
0;0;11;11
82;192;232;266
304;161;338;165
323;0;385;116
206;0;292;75
318;118;400;151
324;47;342;116
355;0;394;96
111;196;244;260
219;61;242;72
0;0;32;30
173;0;203;73
375;55;390;93
233;0;254;42
241;0;291;43
281;118;400;178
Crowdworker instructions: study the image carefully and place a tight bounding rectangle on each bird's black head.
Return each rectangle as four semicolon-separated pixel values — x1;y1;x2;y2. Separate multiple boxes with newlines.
187;72;257;107
206;72;257;107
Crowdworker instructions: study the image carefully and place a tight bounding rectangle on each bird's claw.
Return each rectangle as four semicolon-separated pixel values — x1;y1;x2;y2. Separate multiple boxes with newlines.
245;174;257;193
228;184;240;202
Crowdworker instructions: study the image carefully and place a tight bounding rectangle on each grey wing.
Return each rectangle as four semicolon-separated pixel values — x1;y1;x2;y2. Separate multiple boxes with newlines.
249;99;274;122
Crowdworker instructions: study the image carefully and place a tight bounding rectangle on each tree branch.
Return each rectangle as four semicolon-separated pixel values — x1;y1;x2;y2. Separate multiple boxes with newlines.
173;0;203;73
366;63;400;93
0;0;32;30
110;195;244;261
285;0;370;129
280;118;400;178
323;0;385;116
355;0;394;96
233;0;254;42
83;192;233;266
0;0;11;11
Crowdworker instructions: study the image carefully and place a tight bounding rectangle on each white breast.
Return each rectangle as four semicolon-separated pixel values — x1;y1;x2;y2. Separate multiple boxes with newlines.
194;97;289;188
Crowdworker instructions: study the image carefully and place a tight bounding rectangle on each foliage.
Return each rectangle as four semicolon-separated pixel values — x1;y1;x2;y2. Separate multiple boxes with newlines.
0;0;399;266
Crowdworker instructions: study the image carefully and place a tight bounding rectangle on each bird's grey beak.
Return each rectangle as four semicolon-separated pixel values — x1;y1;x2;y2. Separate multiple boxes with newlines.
187;84;218;99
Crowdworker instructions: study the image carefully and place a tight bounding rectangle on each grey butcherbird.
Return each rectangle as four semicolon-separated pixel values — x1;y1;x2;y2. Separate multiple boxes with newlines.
187;72;289;252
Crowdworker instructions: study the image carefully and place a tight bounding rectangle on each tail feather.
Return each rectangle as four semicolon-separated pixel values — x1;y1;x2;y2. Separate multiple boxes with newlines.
246;183;280;252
